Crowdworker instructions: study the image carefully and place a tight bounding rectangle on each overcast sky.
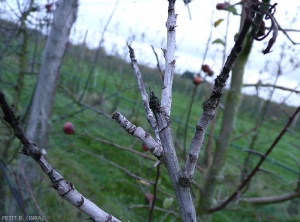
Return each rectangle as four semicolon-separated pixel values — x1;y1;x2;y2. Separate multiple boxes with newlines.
73;0;300;106
2;0;300;106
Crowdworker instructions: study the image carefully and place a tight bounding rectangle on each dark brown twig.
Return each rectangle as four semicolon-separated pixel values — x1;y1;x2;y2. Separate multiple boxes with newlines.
258;168;286;181
19;165;49;222
209;106;300;213
80;149;154;186
148;162;161;222
78;131;156;161
243;149;265;157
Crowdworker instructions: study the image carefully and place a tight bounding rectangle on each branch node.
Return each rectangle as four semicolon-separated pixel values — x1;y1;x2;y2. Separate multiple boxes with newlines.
76;196;84;207
149;90;161;114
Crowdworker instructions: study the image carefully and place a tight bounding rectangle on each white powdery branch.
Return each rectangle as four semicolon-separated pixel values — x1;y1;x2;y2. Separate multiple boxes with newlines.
149;91;197;221
127;44;161;144
112;111;164;158
184;109;215;178
161;0;177;116
43;160;120;222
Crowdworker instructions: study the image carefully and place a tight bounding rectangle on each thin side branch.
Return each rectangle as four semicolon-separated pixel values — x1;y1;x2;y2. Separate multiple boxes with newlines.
183;8;254;182
148;162;161;222
209;106;300;213
81;149;154;185
243;149;265;157
244;83;300;94
112;110;163;158
149;90;196;221
240;192;300;205
274;16;300;45
151;45;164;80
127;43;161;144
19;167;49;222
79;132;156;161
0;91;120;222
161;0;177;116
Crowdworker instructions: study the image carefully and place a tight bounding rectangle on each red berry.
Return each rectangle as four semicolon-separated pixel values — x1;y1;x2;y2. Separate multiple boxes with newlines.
216;2;230;10
193;76;202;85
207;70;214;77
63;122;75;135
145;193;154;204
201;65;211;73
216;3;225;10
142;144;149;152
45;3;53;13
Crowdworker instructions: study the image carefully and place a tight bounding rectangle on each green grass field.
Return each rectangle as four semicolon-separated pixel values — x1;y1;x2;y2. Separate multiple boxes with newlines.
1;37;299;221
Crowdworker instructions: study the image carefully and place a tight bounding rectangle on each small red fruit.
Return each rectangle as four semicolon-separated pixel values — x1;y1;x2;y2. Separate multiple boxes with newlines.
193;76;201;85
216;3;225;10
145;193;154;204
216;2;230;10
45;3;53;13
63;122;75;135
142;144;149;152
207;70;214;77
201;64;211;73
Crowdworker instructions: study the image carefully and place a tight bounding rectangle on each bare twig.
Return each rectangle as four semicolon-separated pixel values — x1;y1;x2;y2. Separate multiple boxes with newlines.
12;171;27;216
149;89;196;220
150;45;164;80
234;156;247;181
0;91;121;222
258;168;286;181
243;149;265;157
19;165;49;222
173;135;205;173
161;0;177;116
289;142;300;150
127;43;161;144
183;4;254;183
129;204;179;217
79;132;156;161
79;1;119;102
209;106;300;213
279;105;292;118
243;83;300;94
288;152;300;192
112;110;163;158
183;85;198;159
80;149;154;185
274;16;300;45
148;162;161;222
239;192;300;205
59;83;136;120
232;88;297;142
183;3;214;159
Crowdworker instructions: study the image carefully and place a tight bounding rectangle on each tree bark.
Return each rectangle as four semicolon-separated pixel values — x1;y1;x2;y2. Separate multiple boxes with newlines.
26;0;78;147
9;0;78;217
197;5;254;220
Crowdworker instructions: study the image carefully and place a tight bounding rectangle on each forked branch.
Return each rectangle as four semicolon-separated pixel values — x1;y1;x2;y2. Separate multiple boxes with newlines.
127;43;161;144
182;1;257;182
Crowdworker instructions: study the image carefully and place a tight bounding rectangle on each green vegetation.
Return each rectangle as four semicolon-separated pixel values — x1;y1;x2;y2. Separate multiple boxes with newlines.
0;24;299;221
